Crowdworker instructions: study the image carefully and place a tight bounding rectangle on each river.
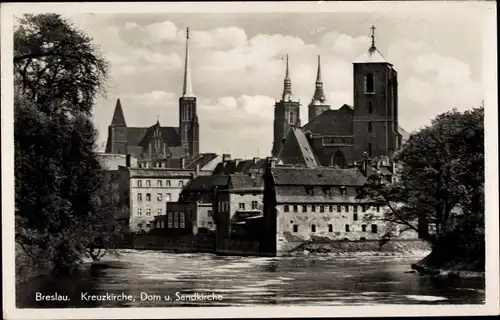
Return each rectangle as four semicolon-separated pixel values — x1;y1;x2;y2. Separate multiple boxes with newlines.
17;250;485;308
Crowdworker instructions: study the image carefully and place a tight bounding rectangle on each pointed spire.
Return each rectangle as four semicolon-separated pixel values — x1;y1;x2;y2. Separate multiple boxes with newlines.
312;55;326;102
182;27;195;98
370;25;376;51
282;54;293;101
111;98;126;126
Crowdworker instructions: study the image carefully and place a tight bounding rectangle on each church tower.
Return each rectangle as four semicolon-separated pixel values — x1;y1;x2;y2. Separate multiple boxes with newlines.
106;98;128;154
308;55;330;122
271;55;301;157
353;26;400;161
179;27;199;160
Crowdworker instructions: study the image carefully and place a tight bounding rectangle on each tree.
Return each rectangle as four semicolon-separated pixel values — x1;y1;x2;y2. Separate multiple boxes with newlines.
14;14;114;274
360;107;484;268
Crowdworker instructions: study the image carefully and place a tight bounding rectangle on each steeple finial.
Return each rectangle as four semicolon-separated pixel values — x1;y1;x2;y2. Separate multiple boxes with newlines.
311;55;326;103
182;26;195;98
370;25;376;51
282;54;293;101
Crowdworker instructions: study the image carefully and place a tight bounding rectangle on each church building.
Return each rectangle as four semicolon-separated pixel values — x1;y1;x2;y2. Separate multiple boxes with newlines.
105;27;200;167
273;26;409;168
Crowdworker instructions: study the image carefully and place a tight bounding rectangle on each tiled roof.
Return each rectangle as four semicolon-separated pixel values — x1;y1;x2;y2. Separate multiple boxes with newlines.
274;185;372;204
183;175;230;191
303;105;354;136
234;160;255;173
185;153;219;170
126;127;148;147
271;167;366;186
277;127;319;168
126;168;195;178
228;174;264;190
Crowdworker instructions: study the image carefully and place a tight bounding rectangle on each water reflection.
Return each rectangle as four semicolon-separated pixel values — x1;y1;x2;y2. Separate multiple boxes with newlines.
17;250;485;308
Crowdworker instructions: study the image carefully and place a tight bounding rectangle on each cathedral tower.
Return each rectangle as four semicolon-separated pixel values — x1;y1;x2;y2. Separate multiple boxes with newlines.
106;98;128;154
308;55;330;122
179;27;200;160
353;26;400;161
271;55;301;157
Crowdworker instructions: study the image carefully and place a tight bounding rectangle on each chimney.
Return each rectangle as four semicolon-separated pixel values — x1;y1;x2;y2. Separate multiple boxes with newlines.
126;154;131;167
234;158;242;167
305;130;313;140
195;164;200;176
222;154;231;163
180;157;186;169
266;157;277;169
253;157;259;164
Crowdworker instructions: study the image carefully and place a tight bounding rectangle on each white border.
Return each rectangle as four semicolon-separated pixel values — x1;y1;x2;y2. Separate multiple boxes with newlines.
2;1;499;319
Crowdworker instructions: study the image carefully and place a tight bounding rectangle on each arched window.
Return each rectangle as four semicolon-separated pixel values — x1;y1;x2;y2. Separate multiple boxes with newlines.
331;151;346;168
289;111;294;124
368;122;372;133
365;73;375;94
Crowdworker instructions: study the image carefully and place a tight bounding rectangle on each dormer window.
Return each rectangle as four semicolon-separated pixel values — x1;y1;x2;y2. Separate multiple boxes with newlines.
365;73;375;94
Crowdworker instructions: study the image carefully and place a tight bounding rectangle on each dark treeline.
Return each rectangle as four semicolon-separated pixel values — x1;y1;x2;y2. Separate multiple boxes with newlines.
361;107;485;271
14;14;122;278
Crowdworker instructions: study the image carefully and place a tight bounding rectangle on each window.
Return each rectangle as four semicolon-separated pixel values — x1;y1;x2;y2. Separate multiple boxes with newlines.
340;187;347;196
353;213;358;221
158;208;162;216
337;205;341;212
138;223;143;229
345;205;349;212
376;205;380;212
293;205;298;212
157;180;163;187
137;208;142;216
293;225;298;232
160;221;165;228
208;210;213;217
311;225;316;232
345;224;350;232
368;122;372;133
146;208;151;216
146;180;151;187
365;73;375;94
368;143;372;157
328;224;333;232
329;205;333;212
137;180;142;187
368;102;373;114
311;205;316;212
179;181;184;187
353;205;358;213
289;111;294;124
251;201;258;210
362;205;366;212
166;180;171;187
302;205;307;212
165;193;171;201
146;193;151;201
179;212;185;228
362;224;367;232
137;193;142;202
157;193;162;201
284;205;289;212
208;222;213;228
371;224;378;233
320;205;325;213
239;203;245;210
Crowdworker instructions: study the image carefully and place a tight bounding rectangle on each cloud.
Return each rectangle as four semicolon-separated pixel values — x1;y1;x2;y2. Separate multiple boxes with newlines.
123;20;179;45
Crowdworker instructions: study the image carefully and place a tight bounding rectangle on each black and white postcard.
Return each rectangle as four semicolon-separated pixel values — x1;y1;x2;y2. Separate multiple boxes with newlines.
2;1;498;319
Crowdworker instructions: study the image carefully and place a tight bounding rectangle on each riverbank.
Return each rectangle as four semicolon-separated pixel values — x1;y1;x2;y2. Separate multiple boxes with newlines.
15;243;52;285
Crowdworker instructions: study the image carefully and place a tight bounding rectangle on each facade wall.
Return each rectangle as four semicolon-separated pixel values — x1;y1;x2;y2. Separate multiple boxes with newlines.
196;203;215;231
129;175;192;233
309;138;354;167
228;192;264;220
275;203;419;254
97;153;138;170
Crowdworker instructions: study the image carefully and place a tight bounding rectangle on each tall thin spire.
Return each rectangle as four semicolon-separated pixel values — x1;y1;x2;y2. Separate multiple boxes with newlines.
312;55;326;102
111;98;126;126
369;25;376;52
182;27;195;98
282;54;293;101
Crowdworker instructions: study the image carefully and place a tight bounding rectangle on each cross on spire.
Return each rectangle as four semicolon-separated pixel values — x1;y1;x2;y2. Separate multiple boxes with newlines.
370;25;376;51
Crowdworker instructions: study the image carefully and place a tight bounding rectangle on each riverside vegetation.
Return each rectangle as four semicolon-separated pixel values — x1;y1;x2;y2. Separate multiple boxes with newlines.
14;14;122;282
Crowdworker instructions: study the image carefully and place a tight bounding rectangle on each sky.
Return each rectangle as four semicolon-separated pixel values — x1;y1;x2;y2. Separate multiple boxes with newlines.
66;5;488;159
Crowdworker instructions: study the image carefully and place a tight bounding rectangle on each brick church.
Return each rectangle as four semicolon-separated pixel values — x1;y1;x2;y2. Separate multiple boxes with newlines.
105;28;199;166
273;26;409;168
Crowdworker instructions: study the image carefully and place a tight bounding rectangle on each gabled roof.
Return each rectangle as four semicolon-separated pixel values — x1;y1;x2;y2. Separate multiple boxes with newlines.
183;175;230;192
398;125;410;142
228;174;264;191
277;127;319;168
303;105;354;136
271;167;366;186
137;124;182;148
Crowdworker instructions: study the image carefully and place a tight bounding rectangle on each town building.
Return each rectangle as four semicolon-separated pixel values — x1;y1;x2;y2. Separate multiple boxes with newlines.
260;158;419;256
104;27;199;164
273;26;410;168
96;153;138;170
